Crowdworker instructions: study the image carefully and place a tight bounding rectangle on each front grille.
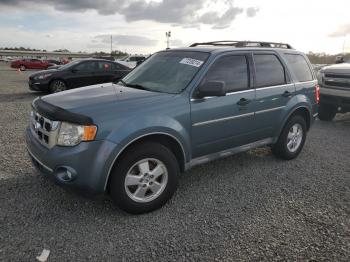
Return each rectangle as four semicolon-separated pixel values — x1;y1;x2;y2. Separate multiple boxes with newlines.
30;110;60;148
323;73;350;89
325;73;350;79
324;80;350;88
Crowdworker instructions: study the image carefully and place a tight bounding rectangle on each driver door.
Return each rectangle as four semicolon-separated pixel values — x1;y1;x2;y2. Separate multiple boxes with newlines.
190;54;256;158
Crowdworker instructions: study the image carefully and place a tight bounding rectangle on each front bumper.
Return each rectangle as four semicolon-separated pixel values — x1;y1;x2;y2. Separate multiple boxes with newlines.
25;127;118;195
28;79;49;92
320;93;350;112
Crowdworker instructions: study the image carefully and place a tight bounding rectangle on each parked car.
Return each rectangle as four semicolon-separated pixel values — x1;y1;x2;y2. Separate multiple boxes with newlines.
2;56;15;63
116;55;148;68
28;59;131;93
47;64;62;70
46;59;62;65
26;41;319;214
317;61;350;120
11;59;54;71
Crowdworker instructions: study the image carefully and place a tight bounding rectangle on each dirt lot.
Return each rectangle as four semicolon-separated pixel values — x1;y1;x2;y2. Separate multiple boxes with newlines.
0;61;349;261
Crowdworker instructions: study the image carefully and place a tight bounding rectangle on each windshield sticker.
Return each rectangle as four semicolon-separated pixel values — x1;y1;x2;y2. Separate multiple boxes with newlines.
179;58;204;67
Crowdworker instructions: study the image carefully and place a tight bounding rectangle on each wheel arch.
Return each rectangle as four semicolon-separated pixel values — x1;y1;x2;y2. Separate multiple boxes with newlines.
104;132;187;191
48;78;69;90
278;105;312;138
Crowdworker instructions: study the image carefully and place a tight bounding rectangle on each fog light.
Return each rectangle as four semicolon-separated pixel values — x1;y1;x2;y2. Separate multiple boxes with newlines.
55;166;77;182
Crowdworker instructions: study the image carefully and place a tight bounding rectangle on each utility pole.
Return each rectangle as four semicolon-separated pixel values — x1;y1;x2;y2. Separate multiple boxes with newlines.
110;35;113;56
343;34;347;55
165;31;171;49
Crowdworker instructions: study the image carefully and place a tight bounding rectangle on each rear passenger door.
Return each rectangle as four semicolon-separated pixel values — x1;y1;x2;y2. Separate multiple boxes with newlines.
191;54;256;158
253;52;294;139
111;62;130;81
96;61;114;84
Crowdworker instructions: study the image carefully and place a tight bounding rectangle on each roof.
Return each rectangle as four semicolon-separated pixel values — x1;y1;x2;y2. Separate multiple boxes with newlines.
167;41;301;55
167;46;302;55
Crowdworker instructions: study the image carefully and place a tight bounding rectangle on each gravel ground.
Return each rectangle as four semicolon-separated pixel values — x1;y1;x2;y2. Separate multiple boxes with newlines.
0;62;349;261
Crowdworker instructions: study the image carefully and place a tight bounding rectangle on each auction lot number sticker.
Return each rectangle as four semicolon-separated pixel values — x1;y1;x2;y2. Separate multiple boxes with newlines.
179;58;204;67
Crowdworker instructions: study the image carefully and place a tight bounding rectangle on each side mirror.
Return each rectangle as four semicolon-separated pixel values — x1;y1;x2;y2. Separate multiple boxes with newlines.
195;81;226;99
71;68;78;73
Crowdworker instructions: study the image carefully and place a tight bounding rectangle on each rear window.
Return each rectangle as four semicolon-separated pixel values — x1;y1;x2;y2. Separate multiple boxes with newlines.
285;54;313;82
254;54;286;87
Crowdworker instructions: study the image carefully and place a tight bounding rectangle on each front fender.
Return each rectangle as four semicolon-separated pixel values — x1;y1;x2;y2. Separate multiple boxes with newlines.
105;115;191;162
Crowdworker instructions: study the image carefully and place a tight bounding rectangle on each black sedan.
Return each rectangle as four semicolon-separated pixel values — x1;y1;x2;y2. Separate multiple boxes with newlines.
28;59;131;93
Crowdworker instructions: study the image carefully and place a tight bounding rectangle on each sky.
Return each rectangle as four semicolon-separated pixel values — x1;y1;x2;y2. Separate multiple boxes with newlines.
0;0;349;55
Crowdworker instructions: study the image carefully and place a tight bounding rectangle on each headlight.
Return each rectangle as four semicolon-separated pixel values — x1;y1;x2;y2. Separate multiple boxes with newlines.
35;73;52;80
57;122;97;146
316;71;324;84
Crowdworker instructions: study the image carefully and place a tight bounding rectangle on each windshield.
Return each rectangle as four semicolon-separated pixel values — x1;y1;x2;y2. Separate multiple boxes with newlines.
120;51;209;94
58;60;82;70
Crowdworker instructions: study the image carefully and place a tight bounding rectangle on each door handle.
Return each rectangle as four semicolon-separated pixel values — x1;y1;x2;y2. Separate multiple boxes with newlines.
237;98;251;106
282;91;292;97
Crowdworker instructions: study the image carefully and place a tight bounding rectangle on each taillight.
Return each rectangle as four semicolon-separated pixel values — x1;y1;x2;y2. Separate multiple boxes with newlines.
315;84;320;104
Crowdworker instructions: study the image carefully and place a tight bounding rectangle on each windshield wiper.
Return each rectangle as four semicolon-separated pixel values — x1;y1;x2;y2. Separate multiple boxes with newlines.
117;79;127;85
124;83;153;91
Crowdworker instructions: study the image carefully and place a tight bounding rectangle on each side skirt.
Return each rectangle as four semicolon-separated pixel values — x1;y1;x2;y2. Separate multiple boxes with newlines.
185;137;275;170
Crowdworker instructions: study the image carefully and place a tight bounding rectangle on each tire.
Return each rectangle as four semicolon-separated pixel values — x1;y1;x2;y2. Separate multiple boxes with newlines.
49;79;67;93
272;115;307;160
318;103;336;121
109;142;179;214
19;65;26;71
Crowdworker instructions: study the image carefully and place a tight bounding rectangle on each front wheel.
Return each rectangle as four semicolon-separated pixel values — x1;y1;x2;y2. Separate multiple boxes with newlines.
49;80;67;93
19;65;26;71
272;115;307;160
109;142;179;214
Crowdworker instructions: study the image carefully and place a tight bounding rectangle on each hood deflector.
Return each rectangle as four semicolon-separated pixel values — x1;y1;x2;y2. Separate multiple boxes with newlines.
32;98;94;125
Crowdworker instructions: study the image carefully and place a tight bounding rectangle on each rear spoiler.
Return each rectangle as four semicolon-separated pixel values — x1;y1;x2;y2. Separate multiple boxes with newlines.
32;98;94;125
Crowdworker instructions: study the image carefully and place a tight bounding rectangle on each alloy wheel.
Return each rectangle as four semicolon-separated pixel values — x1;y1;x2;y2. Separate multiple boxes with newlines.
287;123;303;153
124;158;168;203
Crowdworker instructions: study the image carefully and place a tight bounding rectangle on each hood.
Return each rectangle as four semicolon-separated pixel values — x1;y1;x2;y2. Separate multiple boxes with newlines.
30;69;59;77
41;83;175;118
320;63;350;74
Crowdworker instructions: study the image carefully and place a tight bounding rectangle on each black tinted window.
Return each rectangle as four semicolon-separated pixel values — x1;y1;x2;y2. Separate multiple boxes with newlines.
285;54;313;82
97;61;112;71
254;54;286;87
75;61;96;71
203;55;249;92
113;62;125;70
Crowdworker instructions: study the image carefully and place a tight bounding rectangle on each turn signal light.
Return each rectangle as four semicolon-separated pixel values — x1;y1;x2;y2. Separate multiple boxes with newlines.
83;125;97;141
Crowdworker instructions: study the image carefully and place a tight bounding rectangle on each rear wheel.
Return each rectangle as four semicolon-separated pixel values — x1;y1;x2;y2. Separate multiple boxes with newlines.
318;103;337;121
272;115;307;160
19;65;26;71
109;142;179;214
49;80;67;93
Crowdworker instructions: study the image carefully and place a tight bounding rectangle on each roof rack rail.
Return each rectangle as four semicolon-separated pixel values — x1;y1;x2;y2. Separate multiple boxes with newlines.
189;41;293;49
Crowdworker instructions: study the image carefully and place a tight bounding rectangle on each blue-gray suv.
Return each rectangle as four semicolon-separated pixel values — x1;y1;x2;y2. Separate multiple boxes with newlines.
26;41;319;214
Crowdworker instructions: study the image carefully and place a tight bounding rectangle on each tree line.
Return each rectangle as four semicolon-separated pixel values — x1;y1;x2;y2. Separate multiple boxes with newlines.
307;52;350;64
0;47;129;57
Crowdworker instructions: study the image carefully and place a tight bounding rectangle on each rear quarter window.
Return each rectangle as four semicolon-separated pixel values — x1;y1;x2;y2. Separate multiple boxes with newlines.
284;54;313;82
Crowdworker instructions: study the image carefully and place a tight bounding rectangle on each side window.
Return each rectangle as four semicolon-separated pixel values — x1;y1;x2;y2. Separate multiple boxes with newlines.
75;61;96;71
113;63;125;70
202;55;249;92
97;61;112;71
254;54;286;87
284;54;313;82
